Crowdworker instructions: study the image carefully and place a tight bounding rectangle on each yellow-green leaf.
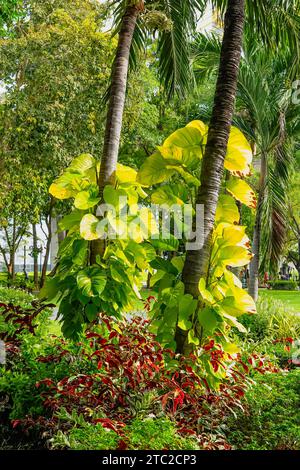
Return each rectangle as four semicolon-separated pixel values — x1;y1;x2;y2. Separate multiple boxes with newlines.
80;214;99;240
226;178;257;209
220;286;256;317
217;245;253;267
225;127;252;176
49;183;74;200
74;190;100;210
137;152;175;186
116;163;137;183
198;278;215;304
216;194;240;224
68;153;96;174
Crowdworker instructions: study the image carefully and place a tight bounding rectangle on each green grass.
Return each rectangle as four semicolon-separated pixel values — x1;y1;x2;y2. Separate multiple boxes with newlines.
259;289;300;313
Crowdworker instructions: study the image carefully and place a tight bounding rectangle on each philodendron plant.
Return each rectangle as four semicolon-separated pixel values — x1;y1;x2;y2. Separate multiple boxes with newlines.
44;119;257;388
136;120;257;385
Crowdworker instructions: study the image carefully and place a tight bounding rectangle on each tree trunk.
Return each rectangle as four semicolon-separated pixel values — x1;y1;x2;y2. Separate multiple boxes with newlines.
90;1;143;264
32;223;39;291
7;249;15;282
298;238;300;286
40;212;52;288
177;0;245;354
248;153;267;300
7;220;16;283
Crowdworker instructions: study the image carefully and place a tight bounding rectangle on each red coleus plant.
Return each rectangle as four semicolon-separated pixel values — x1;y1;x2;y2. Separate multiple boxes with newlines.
11;314;280;450
272;337;294;352
0;301;54;345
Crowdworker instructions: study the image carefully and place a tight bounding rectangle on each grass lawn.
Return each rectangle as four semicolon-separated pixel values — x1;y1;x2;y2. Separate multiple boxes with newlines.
259;289;300;313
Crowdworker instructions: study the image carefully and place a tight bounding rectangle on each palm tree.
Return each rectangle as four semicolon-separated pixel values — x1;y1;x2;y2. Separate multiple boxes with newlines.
176;0;300;352
174;0;245;354
193;34;300;301
90;0;205;262
230;43;300;299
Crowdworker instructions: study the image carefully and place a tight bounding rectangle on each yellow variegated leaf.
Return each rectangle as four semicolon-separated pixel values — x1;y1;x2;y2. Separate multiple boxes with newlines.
80;214;99;240
137;152;175;186
49;183;74;200
220;286;256;317
226;178;257;209
164;122;204;149
216;194;240;224
225;127;252;176
215;224;249;248
116;163;137;183
223;269;243;289
223;315;247;333
68;153;96;174
158;145;183;162
186;120;208;139
162;120;207;167
217;245;253;267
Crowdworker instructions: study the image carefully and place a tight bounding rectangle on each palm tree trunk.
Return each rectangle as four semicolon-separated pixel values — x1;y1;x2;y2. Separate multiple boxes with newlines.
248;153;267;300
90;2;143;263
177;0;245;354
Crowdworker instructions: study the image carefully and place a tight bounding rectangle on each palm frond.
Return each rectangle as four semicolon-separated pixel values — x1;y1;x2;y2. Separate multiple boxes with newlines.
213;0;300;63
260;161;289;274
192;32;221;82
156;0;206;99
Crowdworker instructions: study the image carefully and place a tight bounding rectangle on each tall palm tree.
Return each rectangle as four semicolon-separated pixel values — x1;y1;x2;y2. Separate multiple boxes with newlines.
175;0;245;354
176;0;300;352
90;0;205;261
227;42;300;299
193;33;300;301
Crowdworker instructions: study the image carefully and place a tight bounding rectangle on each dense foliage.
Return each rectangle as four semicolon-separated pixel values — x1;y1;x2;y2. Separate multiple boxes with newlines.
0;288;299;450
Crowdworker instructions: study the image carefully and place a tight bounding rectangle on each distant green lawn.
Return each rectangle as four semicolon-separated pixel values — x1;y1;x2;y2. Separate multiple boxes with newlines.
259;289;300;313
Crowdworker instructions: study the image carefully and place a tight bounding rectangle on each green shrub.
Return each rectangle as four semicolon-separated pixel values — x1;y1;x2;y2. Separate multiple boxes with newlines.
268;280;298;290
51;417;199;450
126;417;199;450
225;370;300;450
0;274;35;291
0;287;35;308
240;296;300;342
52;422;120;450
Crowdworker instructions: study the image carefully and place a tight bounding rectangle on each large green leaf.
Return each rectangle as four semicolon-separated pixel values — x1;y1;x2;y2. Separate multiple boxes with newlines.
77;268;106;297
59;211;84;231
103;185;127;209
68;153;96;174
151;185;185;206
137;152;175;186
197;307;220;333
150;234;179;252
72;239;88;265
178;294;197;331
74;188;100;210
